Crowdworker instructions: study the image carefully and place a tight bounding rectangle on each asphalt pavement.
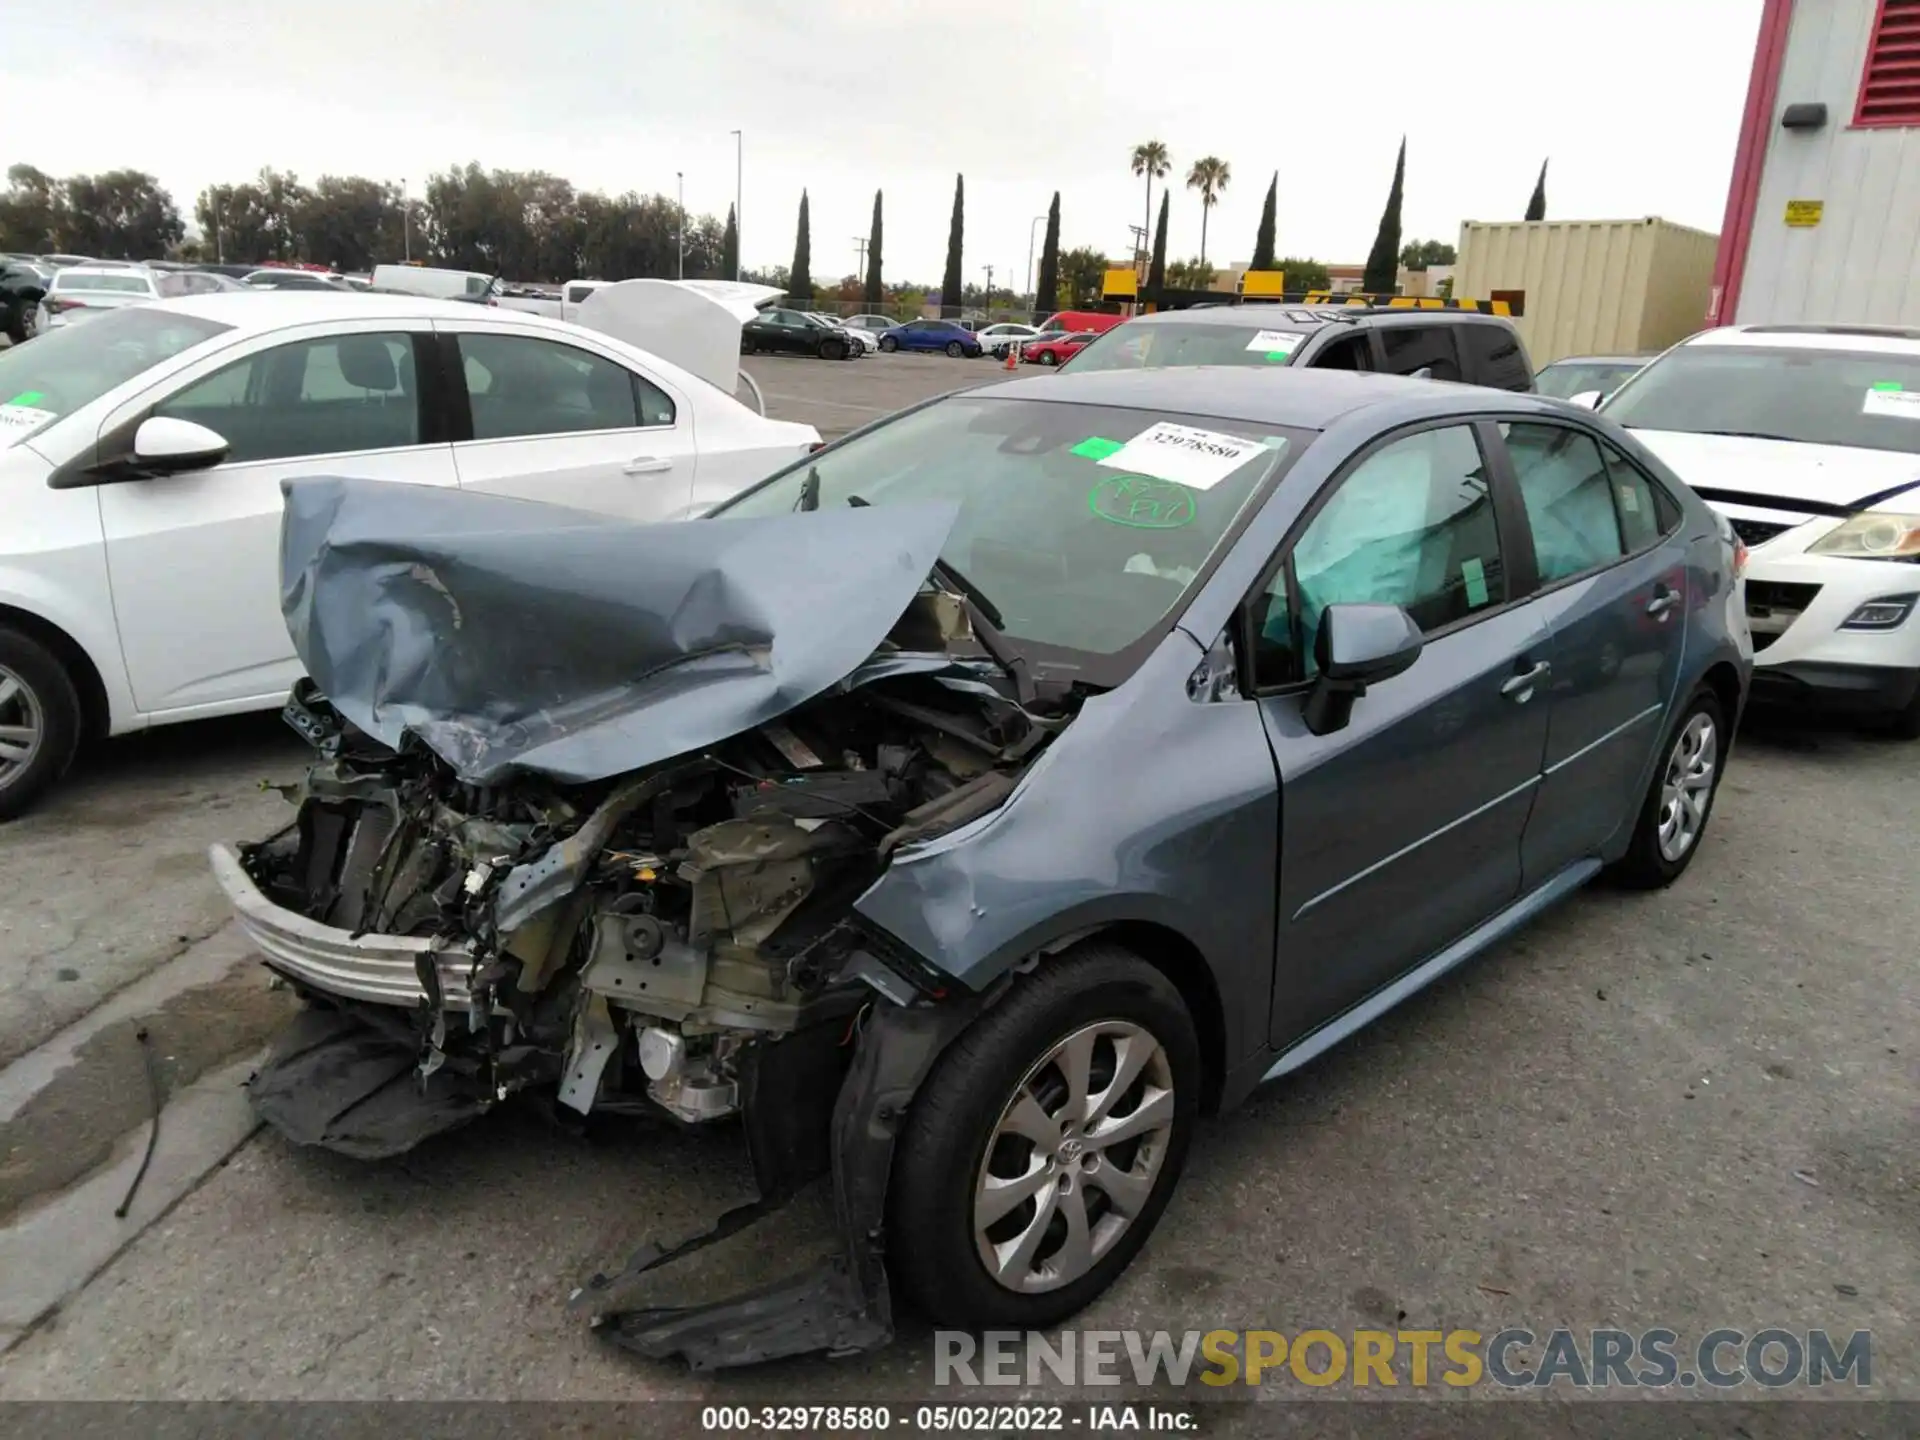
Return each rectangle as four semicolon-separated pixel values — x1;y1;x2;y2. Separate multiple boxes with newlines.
0;349;1913;1412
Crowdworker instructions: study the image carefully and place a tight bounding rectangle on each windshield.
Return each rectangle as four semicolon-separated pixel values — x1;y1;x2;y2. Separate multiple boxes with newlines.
1605;345;1920;454
0;306;229;444
715;396;1304;662
1067;320;1307;374
1535;360;1641;399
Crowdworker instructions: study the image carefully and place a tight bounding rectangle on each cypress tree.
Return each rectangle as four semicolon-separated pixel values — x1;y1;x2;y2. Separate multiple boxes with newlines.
1034;191;1061;320
1250;172;1278;272
789;189;811;299
864;190;883;307
1361;139;1405;294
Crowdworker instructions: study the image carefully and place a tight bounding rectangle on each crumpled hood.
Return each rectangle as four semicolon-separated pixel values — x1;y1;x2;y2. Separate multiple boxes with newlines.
1629;427;1920;511
279;477;960;785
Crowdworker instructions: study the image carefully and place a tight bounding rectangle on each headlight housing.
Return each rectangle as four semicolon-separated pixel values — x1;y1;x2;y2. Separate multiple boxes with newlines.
1806;512;1920;561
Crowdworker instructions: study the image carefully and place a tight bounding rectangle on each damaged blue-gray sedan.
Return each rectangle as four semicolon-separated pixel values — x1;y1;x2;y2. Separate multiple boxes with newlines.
213;367;1751;1370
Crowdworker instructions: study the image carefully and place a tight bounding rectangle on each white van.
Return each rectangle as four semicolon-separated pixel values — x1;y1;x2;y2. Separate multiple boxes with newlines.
368;264;501;302
563;279;611;324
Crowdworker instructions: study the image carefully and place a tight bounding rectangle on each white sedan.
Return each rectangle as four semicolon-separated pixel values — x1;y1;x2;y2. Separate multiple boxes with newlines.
0;292;820;816
975;322;1042;358
806;312;877;353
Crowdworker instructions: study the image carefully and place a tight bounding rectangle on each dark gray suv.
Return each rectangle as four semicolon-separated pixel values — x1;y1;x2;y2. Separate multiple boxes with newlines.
216;366;1750;1369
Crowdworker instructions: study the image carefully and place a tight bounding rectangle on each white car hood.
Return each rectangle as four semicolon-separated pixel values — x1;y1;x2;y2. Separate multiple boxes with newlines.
1629;428;1920;512
573;280;785;394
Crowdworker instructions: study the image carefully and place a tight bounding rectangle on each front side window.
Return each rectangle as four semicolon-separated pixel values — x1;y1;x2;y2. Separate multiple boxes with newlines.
457;332;672;439
1604;344;1920;455
1255;424;1504;683
716;396;1304;662
1501;423;1625;582
152;331;420;463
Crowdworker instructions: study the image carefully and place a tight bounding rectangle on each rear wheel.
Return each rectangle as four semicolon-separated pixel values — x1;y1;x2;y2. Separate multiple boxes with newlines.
889;942;1199;1329
1606;686;1726;888
879;335;899;353
0;626;84;821
945;340;965;358
1041;351;1060;366
822;338;847;361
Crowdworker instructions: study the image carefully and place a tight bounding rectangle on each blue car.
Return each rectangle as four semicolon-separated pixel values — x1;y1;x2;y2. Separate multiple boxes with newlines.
878;318;983;357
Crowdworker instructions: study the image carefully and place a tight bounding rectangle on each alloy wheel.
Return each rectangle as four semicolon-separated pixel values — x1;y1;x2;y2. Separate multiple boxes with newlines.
0;665;45;792
972;1020;1175;1294
1657;711;1717;862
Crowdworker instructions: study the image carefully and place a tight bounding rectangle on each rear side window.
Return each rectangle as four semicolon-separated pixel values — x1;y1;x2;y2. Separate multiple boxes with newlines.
1601;442;1684;549
55;272;154;295
1378;324;1463;382
457;332;674;438
1458;323;1532;390
1502;423;1625;581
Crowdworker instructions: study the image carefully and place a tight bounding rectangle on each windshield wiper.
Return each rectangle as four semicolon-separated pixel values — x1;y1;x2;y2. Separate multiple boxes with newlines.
928;557;1036;704
1693;428;1801;444
795;465;822;512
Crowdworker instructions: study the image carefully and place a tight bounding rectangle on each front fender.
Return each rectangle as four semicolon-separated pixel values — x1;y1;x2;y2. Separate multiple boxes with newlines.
853;631;1280;1069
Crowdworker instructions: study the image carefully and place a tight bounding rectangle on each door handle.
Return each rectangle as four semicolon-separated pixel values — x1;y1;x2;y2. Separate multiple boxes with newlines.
1501;660;1551;698
623;456;672;475
1646;586;1681;619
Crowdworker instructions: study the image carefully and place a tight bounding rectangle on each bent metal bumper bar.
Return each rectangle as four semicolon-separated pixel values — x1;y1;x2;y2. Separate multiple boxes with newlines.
208;842;480;1009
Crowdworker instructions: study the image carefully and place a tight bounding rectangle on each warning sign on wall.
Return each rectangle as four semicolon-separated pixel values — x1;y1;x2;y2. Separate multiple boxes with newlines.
1785;199;1824;227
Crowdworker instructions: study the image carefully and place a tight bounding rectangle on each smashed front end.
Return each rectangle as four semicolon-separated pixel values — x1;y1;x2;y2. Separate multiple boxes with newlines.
213;478;1068;1367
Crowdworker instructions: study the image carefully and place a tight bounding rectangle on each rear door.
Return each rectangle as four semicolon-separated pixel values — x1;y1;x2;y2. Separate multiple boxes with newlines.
1374;322;1465;382
97;324;453;714
1490;420;1693;884
1249;419;1554;1046
442;324;698;520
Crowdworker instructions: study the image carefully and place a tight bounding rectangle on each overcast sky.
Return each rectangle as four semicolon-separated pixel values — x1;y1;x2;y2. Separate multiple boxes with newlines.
5;0;1762;283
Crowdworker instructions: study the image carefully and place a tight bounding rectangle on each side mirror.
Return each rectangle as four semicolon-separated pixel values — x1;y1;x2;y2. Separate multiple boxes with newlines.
131;416;229;474
1565;390;1603;410
1302;603;1423;735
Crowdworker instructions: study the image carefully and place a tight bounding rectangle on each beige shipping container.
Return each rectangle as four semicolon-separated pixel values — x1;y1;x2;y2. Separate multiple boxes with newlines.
1453;217;1719;367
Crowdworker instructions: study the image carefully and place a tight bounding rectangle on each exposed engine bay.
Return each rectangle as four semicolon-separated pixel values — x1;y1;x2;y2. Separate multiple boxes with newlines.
239;636;1059;1154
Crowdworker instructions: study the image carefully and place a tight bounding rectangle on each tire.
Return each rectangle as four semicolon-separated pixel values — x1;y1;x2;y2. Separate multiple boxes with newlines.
1605;685;1727;889
1886;687;1920;740
879;335;898;353
822;339;846;361
740;336;757;356
1041;351;1060;366
945;340;965;358
0;625;84;822
889;941;1200;1330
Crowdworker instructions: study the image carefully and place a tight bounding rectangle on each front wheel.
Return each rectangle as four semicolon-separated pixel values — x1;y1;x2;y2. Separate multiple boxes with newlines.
0;626;84;821
1606;686;1726;888
889;942;1199;1330
821;338;847;361
879;335;898;353
945;340;965;358
1041;351;1060;366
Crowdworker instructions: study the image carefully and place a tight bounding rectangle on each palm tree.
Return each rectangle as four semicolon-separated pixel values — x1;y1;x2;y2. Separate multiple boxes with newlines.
1186;156;1231;267
1130;141;1170;272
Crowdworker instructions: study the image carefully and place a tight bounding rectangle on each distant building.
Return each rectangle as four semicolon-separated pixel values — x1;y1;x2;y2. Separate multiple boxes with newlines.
1713;0;1920;326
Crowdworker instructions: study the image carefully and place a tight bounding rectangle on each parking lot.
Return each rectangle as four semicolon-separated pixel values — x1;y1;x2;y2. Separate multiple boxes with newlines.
0;348;1913;1408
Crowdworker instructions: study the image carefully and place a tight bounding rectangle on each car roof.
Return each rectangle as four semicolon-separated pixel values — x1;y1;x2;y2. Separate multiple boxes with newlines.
137;291;595;336
1115;304;1511;333
970;364;1539;429
1685;324;1920;355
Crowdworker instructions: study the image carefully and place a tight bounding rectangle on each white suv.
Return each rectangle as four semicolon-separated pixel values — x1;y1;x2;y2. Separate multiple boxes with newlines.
1599;325;1920;733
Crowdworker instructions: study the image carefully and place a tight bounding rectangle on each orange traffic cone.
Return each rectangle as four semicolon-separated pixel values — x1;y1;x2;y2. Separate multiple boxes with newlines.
1004;343;1018;372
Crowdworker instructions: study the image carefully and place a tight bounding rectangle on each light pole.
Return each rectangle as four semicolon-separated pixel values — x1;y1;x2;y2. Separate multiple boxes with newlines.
1026;214;1046;303
401;177;411;263
729;129;743;280
676;171;685;280
211;189;224;264
984;264;994;314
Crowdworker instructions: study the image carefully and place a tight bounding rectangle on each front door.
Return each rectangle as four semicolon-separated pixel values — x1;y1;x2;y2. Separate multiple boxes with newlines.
98;327;455;715
1250;421;1553;1047
446;327;698;521
1492;420;1693;885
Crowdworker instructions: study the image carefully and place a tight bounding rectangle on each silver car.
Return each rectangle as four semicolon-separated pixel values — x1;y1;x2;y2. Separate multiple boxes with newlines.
38;265;161;330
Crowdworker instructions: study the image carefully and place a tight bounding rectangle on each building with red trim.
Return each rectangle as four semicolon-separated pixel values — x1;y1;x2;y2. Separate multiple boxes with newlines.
1712;0;1920;326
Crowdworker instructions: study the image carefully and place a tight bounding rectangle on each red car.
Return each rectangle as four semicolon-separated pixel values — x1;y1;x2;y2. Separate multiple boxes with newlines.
1023;331;1096;366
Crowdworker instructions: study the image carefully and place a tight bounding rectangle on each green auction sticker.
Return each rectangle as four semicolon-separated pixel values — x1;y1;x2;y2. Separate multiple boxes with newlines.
1089;475;1196;528
4;390;43;406
1872;381;1903;391
1071;435;1125;460
1264;352;1290;362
